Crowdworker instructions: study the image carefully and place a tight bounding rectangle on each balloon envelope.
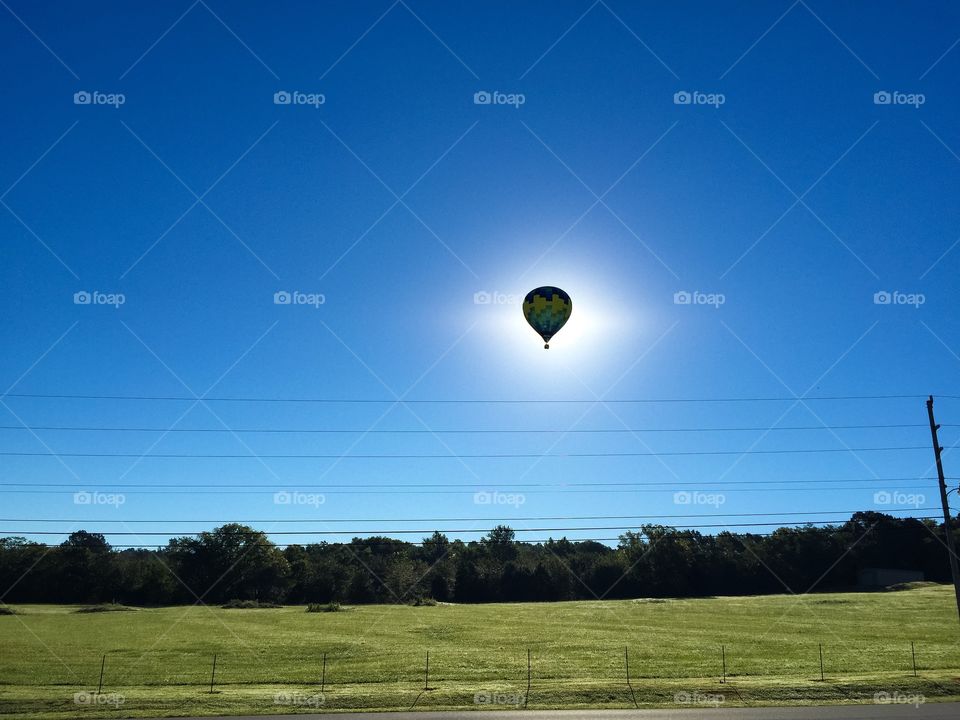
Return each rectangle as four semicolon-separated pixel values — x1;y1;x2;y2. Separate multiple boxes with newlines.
523;286;572;348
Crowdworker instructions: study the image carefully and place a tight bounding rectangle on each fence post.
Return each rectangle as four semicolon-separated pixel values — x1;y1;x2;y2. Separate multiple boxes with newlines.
911;641;917;678
721;645;726;683
209;654;218;693
424;650;430;690
818;644;824;681
625;646;638;708
97;655;105;694
321;652;327;692
525;649;531;709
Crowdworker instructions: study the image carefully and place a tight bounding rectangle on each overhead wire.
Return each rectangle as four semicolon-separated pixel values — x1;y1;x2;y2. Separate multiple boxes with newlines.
4;392;955;404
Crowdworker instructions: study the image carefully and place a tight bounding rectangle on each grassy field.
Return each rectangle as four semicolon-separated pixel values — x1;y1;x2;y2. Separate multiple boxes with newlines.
2;585;960;718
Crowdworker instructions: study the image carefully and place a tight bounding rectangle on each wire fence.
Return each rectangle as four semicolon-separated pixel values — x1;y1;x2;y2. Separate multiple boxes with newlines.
13;642;960;689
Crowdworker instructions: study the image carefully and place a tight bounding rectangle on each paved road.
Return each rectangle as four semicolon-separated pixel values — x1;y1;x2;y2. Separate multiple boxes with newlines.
154;703;960;720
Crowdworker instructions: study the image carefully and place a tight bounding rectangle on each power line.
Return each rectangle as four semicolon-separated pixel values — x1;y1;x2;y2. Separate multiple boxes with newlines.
19;529;885;549
0;508;935;523
0;486;935;495
14;541;593;548
3;518;941;535
0;446;931;458
0;476;938;489
0;423;936;434
3;392;950;404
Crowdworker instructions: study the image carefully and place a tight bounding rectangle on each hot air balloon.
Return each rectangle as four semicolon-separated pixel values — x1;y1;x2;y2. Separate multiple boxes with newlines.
523;286;572;349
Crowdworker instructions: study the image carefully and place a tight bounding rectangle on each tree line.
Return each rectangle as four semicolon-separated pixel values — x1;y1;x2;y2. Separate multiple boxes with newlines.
0;512;956;605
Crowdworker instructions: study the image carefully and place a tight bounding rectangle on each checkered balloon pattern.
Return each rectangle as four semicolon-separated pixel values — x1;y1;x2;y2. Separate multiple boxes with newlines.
523;286;572;347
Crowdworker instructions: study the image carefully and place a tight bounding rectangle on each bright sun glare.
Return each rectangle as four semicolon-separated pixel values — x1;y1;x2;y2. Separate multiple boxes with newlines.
475;273;638;374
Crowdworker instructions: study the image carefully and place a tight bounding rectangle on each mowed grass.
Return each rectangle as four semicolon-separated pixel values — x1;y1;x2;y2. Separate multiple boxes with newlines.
2;586;960;718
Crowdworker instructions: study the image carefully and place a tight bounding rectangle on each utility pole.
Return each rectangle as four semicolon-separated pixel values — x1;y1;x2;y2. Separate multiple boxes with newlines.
926;395;960;623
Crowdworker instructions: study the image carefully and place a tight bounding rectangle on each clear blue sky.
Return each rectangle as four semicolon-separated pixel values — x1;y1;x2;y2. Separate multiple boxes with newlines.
2;0;960;548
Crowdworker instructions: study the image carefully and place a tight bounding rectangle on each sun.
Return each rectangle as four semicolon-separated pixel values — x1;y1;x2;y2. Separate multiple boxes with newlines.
472;273;640;379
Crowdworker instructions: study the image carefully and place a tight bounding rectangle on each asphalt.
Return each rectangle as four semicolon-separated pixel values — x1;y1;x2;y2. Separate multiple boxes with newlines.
152;702;960;720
